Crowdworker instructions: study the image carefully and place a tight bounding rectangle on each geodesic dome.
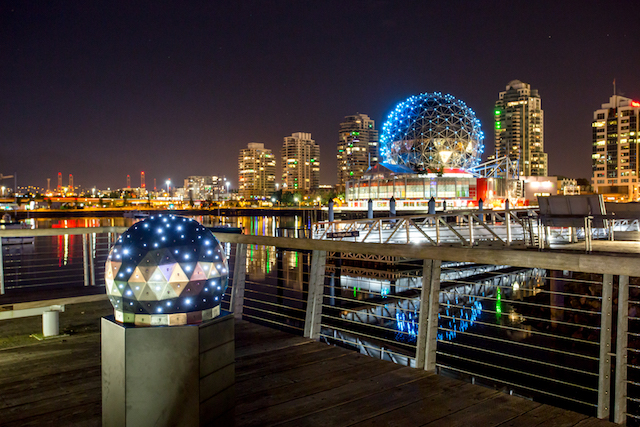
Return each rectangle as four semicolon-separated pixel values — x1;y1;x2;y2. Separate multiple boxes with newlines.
105;214;228;326
380;92;484;173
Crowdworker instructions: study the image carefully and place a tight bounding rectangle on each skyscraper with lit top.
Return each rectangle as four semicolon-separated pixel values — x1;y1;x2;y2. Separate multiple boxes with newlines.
337;113;378;191
238;142;276;199
592;94;640;200
281;132;320;194
494;80;547;176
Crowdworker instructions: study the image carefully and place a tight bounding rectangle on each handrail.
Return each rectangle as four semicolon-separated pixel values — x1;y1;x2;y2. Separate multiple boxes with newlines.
213;233;640;277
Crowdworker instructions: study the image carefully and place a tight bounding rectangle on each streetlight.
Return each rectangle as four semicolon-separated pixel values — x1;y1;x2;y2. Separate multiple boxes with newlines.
294;196;299;207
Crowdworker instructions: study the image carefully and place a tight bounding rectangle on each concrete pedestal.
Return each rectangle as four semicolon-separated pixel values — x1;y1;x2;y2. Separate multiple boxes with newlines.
102;312;235;427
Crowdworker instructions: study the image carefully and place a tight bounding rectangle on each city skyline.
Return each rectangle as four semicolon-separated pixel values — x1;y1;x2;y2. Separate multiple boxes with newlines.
2;1;639;189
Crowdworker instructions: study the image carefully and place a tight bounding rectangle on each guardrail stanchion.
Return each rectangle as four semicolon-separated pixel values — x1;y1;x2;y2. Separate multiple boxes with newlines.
615;275;629;424
230;243;247;318
416;258;441;371
82;234;90;287
598;273;613;419
0;237;4;295
304;250;327;340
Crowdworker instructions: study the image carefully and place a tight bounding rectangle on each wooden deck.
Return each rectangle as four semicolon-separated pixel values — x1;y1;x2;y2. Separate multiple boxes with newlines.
0;305;619;426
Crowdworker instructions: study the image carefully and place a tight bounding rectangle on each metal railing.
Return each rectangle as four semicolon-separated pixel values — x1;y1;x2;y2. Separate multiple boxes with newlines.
4;227;640;424
312;208;539;247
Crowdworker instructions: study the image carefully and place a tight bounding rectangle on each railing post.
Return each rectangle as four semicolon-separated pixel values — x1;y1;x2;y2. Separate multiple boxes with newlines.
416;258;441;371
230;243;247;318
0;236;4;295
468;214;474;246
89;234;96;286
505;199;511;246
598;273;614;419
304;250;327;340
82;234;90;287
615;275;629;424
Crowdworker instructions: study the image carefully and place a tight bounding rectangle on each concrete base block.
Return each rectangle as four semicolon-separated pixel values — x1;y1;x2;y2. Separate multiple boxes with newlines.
102;312;234;427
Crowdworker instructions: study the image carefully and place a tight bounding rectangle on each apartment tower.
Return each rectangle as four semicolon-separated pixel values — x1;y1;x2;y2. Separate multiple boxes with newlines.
337;113;379;191
494;80;547;176
281;132;320;193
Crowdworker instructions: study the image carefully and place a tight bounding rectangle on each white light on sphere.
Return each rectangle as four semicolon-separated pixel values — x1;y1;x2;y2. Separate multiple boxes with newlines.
105;214;229;326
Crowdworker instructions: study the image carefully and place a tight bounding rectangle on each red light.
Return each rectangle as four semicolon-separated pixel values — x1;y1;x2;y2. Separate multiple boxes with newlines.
632;101;640;107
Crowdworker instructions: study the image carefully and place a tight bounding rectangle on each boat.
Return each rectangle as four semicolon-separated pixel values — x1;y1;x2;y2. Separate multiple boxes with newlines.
123;210;150;219
1;213;35;244
208;225;243;234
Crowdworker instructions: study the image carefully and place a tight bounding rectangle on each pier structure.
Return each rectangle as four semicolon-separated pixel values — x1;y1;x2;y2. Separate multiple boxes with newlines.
1;225;639;424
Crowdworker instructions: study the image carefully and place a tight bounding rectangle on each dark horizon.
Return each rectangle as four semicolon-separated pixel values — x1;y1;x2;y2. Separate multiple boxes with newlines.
2;1;639;190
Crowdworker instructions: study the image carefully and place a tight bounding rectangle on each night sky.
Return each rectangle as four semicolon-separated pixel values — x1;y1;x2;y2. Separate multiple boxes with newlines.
2;1;639;191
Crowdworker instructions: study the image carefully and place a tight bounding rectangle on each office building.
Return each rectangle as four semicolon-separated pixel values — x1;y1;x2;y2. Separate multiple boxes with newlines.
281;132;320;193
238;142;276;199
494;80;547;176
337;113;379;191
592;94;640;200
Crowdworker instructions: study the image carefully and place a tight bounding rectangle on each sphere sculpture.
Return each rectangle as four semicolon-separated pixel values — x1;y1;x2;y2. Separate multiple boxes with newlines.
105;214;229;326
380;92;484;173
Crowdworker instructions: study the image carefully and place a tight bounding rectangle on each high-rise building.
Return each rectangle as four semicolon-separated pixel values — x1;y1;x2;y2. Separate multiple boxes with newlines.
281;132;320;193
238;142;276;199
184;176;223;200
494;80;547;176
592;94;640;200
337;113;378;191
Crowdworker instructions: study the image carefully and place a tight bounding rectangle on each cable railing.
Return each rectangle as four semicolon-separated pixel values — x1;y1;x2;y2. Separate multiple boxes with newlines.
4;227;640;424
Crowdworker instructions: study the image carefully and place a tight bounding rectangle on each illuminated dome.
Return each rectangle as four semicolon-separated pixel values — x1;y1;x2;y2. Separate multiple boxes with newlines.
380;92;484;173
105;215;228;326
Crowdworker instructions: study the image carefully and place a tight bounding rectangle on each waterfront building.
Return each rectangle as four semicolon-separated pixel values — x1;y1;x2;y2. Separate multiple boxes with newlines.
337;113;379;191
281;132;320;194
347;92;522;210
238;142;276;199
494;80;547;176
184;176;223;201
592;94;640;200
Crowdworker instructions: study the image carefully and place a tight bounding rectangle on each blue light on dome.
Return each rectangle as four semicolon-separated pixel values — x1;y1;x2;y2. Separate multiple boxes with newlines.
380;93;484;173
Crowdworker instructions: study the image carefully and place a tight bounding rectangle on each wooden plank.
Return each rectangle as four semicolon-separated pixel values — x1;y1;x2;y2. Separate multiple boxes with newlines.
421;393;541;427
236;352;391;402
495;404;589;427
235;365;430;426
276;373;464;427
329;382;499;427
237;345;348;380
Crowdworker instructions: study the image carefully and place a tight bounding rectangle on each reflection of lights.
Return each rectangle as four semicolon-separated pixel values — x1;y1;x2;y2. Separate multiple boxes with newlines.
396;310;419;341
512;282;520;291
437;300;483;341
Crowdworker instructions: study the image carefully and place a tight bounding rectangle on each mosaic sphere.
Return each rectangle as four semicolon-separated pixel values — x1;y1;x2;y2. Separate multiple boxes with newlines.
380;92;484;173
105;214;229;326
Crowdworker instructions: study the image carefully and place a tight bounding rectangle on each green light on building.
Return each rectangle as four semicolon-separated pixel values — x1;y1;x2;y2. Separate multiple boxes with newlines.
495;122;501;129
494;109;501;116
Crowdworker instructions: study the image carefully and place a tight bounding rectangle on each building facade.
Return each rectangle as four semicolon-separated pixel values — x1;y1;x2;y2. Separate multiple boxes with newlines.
238;142;276;199
281;132;320;193
337;113;379;191
184;176;223;200
592;95;640;200
494;80;547;176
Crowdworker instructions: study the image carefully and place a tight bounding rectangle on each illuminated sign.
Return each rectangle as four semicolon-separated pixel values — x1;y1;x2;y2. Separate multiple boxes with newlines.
632;101;640;107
